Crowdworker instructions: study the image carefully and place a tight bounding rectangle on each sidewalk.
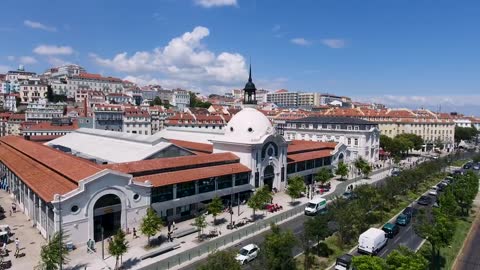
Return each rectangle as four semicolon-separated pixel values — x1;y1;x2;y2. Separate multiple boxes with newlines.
66;156;425;269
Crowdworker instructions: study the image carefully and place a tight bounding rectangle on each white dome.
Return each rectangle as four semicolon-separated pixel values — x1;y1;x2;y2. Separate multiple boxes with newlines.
225;108;274;141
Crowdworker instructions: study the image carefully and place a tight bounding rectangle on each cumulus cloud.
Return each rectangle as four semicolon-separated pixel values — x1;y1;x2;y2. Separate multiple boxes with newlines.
291;38;311;46
194;0;237;8
92;26;248;92
24;20;56;32
321;39;346;48
33;45;74;55
19;56;37;65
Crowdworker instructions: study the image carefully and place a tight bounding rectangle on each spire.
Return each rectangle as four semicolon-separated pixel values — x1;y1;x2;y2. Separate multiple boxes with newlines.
248;63;252;82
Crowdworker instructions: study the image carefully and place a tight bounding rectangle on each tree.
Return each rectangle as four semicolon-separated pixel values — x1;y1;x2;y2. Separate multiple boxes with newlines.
352;255;387;270
414;210;456;269
455;126;478;142
315;168;332;185
395;133;424;151
247;185;273;217
150;96;162;106
354;157;368;175
207;196;224;225
108;229;129;270
452;172;478;215
438;189;459;217
386;246;428;270
261;224;297;270
140;208;163;246
335;162;349;180
197;250;241;270
361;164;372;179
304;215;330;254
36;232;70;270
193;214;207;238
286;176;305;202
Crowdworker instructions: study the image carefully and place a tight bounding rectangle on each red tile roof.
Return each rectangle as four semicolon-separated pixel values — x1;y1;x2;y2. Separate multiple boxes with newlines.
287;149;332;163
287;140;337;154
22;121;79;131
0;142;77;201
0;136;102;183
134;163;250;187
103;152;236;175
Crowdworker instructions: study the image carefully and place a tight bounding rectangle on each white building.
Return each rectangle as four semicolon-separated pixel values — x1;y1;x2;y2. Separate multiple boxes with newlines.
19;79;48;104
123;107;152;135
171;89;190;110
25;99;66;122
283;116;380;163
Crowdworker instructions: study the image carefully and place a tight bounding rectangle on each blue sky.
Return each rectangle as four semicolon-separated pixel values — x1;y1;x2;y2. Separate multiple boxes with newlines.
1;0;480;113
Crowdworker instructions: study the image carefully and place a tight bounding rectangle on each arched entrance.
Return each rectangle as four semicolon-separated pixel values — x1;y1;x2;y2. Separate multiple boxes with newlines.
93;194;122;241
263;165;275;191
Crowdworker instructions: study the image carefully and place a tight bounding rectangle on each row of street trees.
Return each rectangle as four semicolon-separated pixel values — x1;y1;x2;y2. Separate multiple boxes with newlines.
454;126;478;143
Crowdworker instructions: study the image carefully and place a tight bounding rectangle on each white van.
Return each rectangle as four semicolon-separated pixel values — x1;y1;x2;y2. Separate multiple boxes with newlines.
304;197;327;216
358;228;388;255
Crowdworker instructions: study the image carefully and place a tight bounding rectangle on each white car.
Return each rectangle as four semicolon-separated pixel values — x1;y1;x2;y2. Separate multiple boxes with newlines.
428;186;438;196
236;244;260;265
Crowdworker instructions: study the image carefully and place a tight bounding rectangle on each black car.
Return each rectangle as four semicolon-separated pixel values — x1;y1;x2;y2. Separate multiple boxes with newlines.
418;196;432;206
436;183;447;192
402;206;418;218
463;164;472;170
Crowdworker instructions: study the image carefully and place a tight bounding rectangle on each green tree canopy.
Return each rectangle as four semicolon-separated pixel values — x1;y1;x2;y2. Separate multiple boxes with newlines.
454;126;478;142
314;168;332;185
193;214;207;237
207;196;224;225
335;162;349;180
261;224;297;270
140;208;163;246
352;255;387;270
108;229;129;270
304;215;330;250
36;232;70;270
197;250;241;270
286;176;305;202
386;246;428;270
248;186;272;220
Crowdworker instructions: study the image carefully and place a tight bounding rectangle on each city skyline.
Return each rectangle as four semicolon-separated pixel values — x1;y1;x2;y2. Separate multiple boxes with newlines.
1;0;480;114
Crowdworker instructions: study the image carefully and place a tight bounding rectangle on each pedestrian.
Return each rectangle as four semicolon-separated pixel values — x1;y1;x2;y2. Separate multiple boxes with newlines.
168;222;172;233
14;238;19;258
11;203;16;213
172;221;176;231
167;231;172;242
133;227;137;239
1;241;7;256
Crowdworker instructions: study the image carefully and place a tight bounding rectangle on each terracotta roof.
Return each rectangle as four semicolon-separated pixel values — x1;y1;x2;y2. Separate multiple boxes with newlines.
0;136;102;183
0;142;77;201
134;163;251;187
168;139;213;153
287;140;337;154
8;114;25;121
102;152;237;175
287;149;332;163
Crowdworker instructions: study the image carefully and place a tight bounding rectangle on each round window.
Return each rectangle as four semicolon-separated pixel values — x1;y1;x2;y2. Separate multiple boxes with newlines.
133;194;140;201
71;205;79;213
248;127;253;132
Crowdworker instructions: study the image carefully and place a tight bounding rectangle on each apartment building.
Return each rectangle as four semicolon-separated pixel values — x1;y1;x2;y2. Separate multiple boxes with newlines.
19;79;48;104
25;99;66;122
267;89;298;107
123;107;152;135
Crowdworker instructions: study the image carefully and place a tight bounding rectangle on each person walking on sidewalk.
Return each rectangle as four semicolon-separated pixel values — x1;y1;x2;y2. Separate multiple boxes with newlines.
14;238;19;258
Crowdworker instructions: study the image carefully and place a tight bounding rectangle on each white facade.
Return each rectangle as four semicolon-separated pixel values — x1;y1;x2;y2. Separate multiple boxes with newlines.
453;118;472;128
171;89;190;110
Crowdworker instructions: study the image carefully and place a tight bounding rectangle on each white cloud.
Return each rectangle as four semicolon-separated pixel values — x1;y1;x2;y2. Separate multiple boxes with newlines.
33;45;74;55
291;38;311;46
92;26;248;92
7;56;15;61
321;39;346;48
194;0;237;8
47;57;71;67
24;20;56;32
19;56;37;65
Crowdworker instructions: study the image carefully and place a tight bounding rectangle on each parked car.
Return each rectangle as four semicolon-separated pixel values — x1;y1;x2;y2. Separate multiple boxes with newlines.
382;223;400;239
428;186;438;196
235;244;260;265
402;206;418;218
418;196;432;205
335;254;354;270
473;164;480;170
391;171;401;177
358;228;388;255
436;183;446;192
304;198;327;216
396;213;411;226
342;191;353;200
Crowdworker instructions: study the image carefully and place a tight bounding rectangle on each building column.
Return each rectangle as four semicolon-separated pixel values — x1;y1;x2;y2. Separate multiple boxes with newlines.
26;188;31;219
172;184;177;200
38;199;43;231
